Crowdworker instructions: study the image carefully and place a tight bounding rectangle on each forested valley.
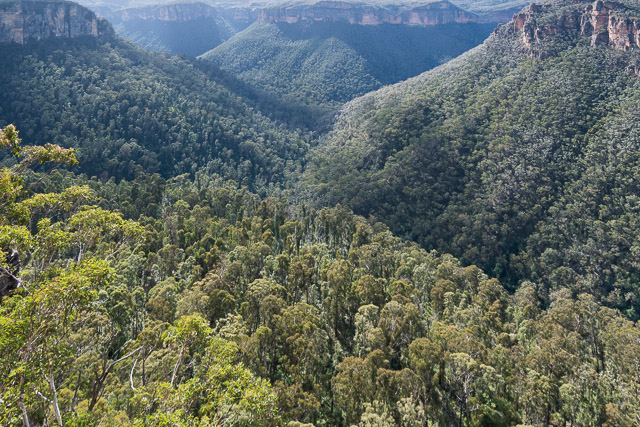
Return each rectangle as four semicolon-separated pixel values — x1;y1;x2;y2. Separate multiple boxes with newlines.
2;0;640;426
201;21;496;121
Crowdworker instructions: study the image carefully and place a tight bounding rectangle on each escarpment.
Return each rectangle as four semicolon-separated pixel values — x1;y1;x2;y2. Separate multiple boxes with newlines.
257;1;505;26
0;1;112;44
104;2;257;27
507;0;640;54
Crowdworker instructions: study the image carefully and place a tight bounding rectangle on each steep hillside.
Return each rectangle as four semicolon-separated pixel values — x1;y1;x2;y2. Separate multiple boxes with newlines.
79;0;508;112
0;6;307;189
102;2;254;56
0;0;113;43
202;17;497;122
3;1;640;426
305;0;640;317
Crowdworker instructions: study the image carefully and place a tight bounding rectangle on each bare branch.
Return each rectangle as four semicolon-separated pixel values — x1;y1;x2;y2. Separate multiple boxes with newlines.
20;395;30;427
130;358;138;391
33;388;52;404
111;345;143;367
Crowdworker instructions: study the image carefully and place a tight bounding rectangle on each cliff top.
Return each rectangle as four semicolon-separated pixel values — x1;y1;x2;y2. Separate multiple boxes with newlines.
509;0;640;22
260;0;469;12
0;0;113;43
0;0;65;4
78;0;526;13
499;0;640;57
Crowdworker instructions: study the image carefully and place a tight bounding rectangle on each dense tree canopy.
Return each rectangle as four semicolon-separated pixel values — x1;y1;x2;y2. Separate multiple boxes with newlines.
3;0;640;424
305;3;640;319
203;21;496;125
2;125;640;425
0;36;308;190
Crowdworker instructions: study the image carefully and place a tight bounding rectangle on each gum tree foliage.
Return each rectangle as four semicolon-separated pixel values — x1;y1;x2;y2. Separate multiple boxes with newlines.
304;4;640;319
1;140;636;425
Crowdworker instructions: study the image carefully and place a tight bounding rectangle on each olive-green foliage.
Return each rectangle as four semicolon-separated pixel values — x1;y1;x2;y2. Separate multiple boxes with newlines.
5;158;637;426
115;18;229;57
3;0;640;423
304;4;640;318
0;36;307;190
202;21;496;124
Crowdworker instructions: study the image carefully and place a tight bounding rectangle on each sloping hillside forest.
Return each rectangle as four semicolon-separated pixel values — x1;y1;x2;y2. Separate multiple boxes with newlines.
2;0;640;426
3;123;639;426
200;21;496;119
303;2;640;322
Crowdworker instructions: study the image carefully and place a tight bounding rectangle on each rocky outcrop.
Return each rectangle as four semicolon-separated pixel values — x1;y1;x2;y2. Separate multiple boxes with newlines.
116;2;219;23
0;1;112;44
257;1;498;26
97;0;510;34
105;2;257;26
507;0;640;52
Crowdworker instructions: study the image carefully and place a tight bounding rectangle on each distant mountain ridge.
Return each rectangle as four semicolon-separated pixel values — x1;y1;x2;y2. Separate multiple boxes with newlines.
77;0;520;57
257;0;484;26
108;2;252;24
202;20;496;120
0;31;307;187
98;2;253;55
200;0;505;126
0;0;112;44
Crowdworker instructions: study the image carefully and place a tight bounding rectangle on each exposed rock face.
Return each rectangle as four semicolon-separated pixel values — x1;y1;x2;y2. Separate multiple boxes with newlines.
105;2;257;26
98;2;255;56
0;1;112;44
96;1;512;35
117;2;219;23
507;0;640;53
257;1;500;27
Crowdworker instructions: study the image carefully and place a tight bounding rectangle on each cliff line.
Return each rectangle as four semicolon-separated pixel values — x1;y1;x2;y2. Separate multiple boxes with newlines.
257;1;505;27
0;1;112;44
507;0;640;52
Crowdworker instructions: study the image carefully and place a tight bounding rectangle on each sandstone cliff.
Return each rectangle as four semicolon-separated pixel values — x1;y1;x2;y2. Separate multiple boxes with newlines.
257;1;500;26
0;1;112;44
116;2;220;23
104;2;257;26
96;0;512;33
506;0;640;53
